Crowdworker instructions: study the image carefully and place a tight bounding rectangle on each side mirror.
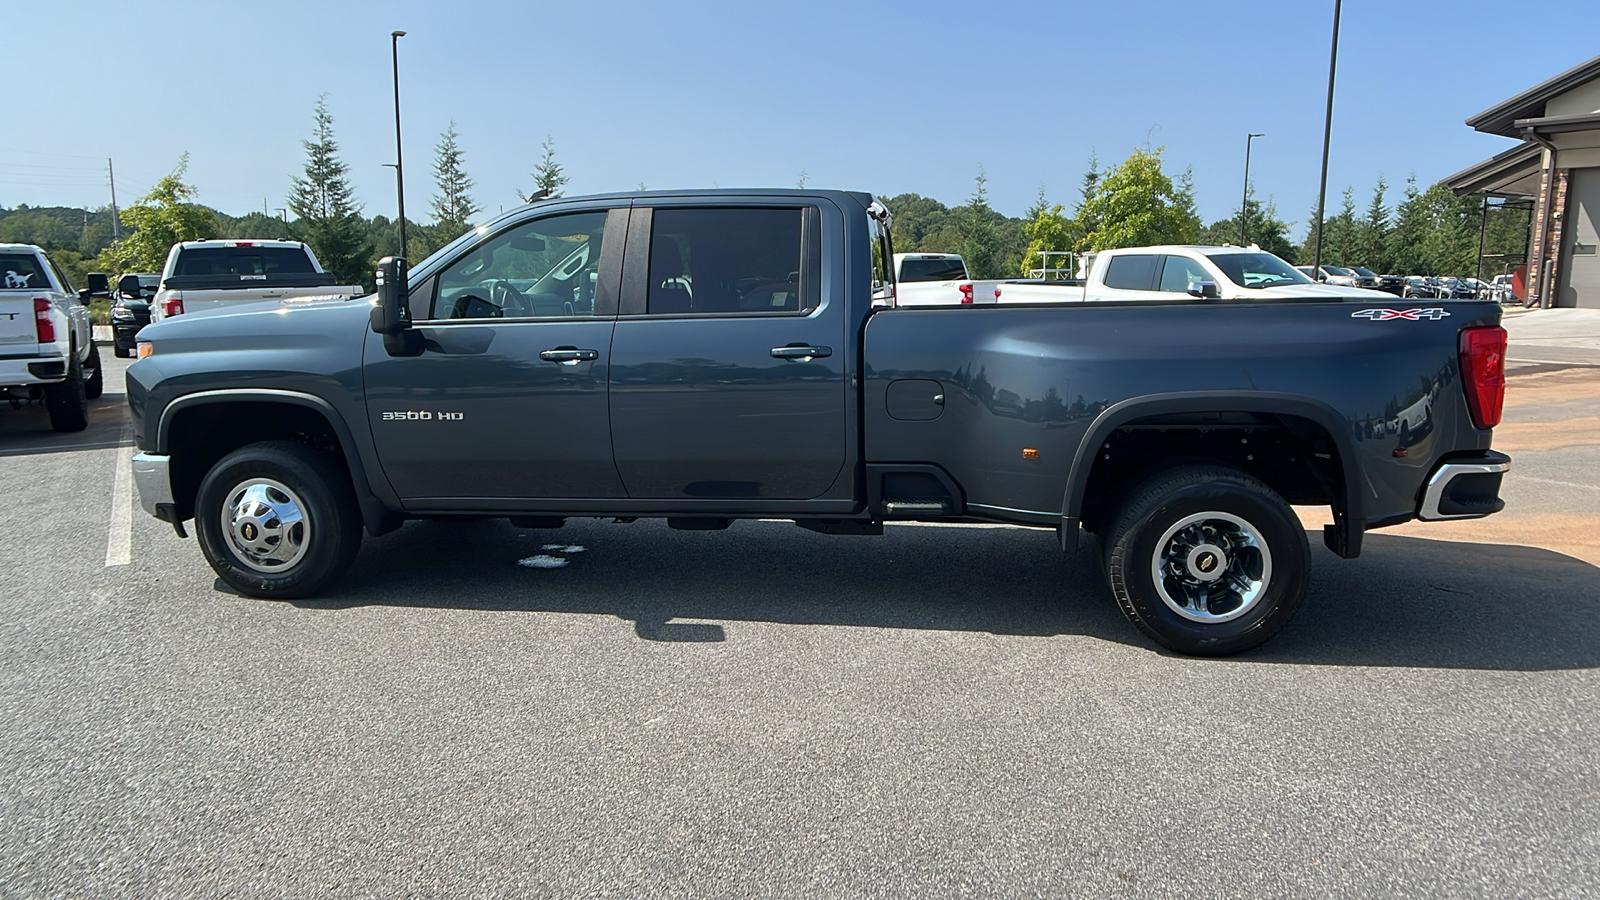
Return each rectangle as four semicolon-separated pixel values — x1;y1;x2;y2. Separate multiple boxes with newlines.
86;273;111;297
1186;281;1221;300
370;256;410;334
117;274;142;296
77;289;93;304
370;256;424;357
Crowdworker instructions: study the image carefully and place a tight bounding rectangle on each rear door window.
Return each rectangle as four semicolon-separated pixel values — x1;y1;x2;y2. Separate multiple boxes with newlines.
1102;254;1159;291
0;253;51;291
645;207;819;315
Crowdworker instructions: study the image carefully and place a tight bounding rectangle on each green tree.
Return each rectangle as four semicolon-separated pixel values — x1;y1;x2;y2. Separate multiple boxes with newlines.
1075;150;1101;239
883;193;960;253
1385;175;1427;274
287;98;372;287
1301;186;1357;267
520;135;569;202
98;154;219;274
1076;147;1199;251
1420;182;1480;277
1355;176;1389;271
958;168;1003;278
427;121;479;256
1197;197;1297;263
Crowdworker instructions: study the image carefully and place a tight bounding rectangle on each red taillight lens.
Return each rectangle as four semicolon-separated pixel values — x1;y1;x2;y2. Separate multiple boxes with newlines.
164;298;184;317
959;283;973;304
33;298;54;343
1459;325;1507;429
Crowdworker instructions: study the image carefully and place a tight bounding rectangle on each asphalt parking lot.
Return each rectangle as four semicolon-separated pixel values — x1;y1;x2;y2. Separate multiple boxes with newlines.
3;340;1598;898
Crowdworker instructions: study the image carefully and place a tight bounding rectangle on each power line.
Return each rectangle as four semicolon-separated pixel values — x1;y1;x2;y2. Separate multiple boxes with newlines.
0;146;108;161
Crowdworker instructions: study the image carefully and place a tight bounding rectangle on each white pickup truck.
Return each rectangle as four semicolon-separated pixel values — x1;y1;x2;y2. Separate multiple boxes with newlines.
891;252;971;306
0;243;105;431
975;246;1394;304
151;240;364;322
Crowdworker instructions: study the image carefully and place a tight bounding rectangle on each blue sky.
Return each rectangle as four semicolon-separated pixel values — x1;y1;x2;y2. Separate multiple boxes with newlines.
9;0;1600;237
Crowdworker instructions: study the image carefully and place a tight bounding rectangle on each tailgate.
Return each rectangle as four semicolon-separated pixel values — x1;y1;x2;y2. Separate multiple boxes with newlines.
0;294;38;351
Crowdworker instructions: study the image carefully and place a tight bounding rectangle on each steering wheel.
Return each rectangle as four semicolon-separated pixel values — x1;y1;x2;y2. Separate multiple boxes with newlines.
490;280;529;316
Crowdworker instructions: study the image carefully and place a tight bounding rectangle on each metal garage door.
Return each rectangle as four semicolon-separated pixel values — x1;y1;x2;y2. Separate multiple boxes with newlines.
1559;167;1600;308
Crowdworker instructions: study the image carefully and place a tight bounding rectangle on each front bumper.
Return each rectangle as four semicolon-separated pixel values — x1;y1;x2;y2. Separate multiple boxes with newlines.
132;452;176;520
1417;451;1511;520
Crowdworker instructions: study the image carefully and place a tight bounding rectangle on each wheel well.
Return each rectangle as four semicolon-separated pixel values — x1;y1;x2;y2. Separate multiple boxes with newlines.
166;402;349;522
1077;412;1347;537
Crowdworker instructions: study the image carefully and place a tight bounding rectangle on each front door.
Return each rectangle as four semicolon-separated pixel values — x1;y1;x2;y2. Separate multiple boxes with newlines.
608;203;846;500
366;207;628;501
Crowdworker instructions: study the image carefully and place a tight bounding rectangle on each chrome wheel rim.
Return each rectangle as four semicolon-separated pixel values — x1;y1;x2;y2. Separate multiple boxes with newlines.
1150;511;1272;624
221;477;310;573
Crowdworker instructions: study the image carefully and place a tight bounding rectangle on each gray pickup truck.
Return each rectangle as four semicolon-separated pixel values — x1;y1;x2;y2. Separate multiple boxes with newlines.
126;189;1511;656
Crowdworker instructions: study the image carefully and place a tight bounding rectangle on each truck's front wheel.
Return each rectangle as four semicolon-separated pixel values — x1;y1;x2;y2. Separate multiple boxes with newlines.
1103;466;1309;656
195;441;363;599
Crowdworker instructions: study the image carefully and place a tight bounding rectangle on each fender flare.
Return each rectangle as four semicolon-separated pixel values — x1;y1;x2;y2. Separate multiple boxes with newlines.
1058;391;1365;557
156;388;398;535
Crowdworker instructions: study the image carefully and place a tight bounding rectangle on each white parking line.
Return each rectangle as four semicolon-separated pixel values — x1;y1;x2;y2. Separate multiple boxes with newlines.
104;426;133;567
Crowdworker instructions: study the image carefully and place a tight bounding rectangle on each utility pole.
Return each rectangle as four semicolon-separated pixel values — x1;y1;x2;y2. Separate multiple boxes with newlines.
1240;133;1264;245
390;30;408;261
1311;0;1342;277
107;158;120;242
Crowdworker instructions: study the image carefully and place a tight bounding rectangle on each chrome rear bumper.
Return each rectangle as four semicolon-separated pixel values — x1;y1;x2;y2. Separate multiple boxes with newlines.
1417;452;1511;521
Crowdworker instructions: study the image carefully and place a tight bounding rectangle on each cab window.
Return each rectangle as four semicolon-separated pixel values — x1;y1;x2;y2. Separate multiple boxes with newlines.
1102;254;1159;291
645;207;819;315
433;211;610;319
1157;256;1210;293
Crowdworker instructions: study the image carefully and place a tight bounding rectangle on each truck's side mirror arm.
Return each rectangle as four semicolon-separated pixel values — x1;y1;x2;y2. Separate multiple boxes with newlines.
370;256;424;356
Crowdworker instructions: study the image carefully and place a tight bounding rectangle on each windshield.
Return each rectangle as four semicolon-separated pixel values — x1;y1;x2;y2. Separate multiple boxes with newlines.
1350;267;1377;278
899;257;967;283
1322;265;1353;276
1205;251;1312;288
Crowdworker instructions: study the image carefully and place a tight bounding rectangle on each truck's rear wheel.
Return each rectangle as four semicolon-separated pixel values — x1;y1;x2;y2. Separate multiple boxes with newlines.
44;350;89;432
1103;465;1308;656
195;441;362;599
84;342;104;400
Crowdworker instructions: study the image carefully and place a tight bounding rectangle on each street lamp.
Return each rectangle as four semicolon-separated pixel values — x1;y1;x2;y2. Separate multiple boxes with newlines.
1240;133;1264;245
1311;0;1342;275
390;30;408;261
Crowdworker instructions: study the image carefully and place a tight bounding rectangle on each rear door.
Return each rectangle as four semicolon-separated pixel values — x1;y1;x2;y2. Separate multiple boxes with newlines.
365;207;628;501
608;201;845;500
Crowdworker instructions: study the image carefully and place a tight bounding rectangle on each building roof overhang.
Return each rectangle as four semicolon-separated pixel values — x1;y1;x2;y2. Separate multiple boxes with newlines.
1443;142;1544;198
1466;54;1600;137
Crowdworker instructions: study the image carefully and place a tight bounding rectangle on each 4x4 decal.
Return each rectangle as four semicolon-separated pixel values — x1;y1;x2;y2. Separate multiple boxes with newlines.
1351;307;1451;321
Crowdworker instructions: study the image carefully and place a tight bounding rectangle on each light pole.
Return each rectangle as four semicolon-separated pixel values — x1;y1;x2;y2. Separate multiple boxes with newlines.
390;30;408;261
1240;133;1264;245
1311;0;1342;275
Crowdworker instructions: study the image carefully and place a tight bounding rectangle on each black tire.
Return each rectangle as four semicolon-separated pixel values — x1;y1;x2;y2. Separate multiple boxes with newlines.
113;343;132;359
1103;465;1309;657
195;441;363;599
84;342;104;400
44;349;89;432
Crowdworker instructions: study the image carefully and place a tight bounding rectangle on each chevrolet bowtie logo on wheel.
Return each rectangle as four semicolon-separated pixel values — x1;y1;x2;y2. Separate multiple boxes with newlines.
1198;554;1217;572
1351;308;1452;321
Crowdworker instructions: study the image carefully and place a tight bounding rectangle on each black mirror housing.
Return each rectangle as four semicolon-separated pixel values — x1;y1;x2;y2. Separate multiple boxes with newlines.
369;256;410;334
86;272;110;296
1187;280;1221;300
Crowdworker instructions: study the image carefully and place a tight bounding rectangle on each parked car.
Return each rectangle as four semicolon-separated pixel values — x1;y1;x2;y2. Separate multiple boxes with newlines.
1402;276;1438;299
1347;266;1382;290
110;273;159;358
1491;274;1517;302
890;253;971;306
1440;278;1478;299
977;246;1392;304
127;188;1511;657
0;243;105;431
1373;273;1407;296
150;240;363;322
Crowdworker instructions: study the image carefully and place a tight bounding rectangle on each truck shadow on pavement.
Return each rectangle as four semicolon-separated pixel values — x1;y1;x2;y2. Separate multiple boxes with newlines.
295;517;1600;671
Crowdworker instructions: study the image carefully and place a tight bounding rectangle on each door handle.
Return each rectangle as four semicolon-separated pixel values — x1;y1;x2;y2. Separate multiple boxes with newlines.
770;344;832;360
539;347;600;365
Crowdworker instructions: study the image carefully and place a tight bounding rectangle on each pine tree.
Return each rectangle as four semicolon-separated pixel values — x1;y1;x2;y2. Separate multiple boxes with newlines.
520;135;569;202
1356;176;1390;271
1386;175;1427;274
958;167;1002;279
287;97;372;287
429;121;479;247
1076;150;1101;238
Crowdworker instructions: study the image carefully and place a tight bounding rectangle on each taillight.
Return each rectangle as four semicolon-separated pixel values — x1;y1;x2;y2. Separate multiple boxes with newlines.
164;298;184;317
1459;325;1507;429
959;284;973;304
33;298;54;343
